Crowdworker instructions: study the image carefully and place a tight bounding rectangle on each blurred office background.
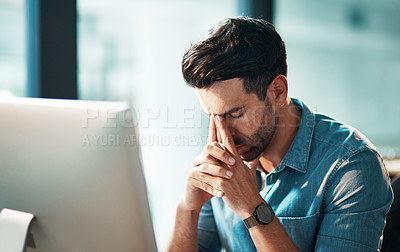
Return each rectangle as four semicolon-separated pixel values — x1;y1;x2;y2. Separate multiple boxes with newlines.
1;0;399;248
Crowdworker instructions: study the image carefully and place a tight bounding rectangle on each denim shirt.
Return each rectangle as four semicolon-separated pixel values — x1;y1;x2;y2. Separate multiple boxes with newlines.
197;98;393;252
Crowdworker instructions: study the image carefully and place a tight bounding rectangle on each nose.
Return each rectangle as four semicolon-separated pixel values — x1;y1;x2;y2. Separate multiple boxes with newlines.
229;128;239;146
228;125;236;137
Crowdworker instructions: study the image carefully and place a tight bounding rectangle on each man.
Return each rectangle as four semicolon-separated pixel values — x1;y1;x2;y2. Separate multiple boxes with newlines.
165;17;393;251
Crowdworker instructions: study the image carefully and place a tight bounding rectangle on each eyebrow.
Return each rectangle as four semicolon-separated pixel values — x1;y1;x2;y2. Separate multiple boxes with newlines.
203;106;244;117
220;106;244;117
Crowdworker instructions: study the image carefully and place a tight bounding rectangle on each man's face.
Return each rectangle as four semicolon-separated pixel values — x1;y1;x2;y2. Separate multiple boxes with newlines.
196;78;277;161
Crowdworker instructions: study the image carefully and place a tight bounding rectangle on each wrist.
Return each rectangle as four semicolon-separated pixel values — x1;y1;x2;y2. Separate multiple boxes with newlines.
243;201;275;229
177;197;202;215
239;197;266;219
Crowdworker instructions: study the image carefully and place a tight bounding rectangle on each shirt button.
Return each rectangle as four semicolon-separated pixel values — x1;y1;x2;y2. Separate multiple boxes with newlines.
267;175;274;184
268;174;279;184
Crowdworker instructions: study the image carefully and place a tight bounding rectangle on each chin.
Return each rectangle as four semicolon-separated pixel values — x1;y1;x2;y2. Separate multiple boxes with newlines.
240;148;262;161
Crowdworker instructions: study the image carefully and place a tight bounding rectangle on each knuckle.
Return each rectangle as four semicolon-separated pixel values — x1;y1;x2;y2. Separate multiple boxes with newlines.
199;163;208;171
223;152;231;160
204;143;214;152
203;153;212;161
210;141;220;147
199;172;206;180
201;181;210;192
202;163;213;173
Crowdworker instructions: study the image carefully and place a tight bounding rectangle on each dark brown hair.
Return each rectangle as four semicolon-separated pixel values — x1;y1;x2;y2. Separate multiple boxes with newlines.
182;17;287;100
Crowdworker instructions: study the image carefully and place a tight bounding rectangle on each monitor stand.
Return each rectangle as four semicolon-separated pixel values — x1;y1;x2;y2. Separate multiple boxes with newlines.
0;208;35;252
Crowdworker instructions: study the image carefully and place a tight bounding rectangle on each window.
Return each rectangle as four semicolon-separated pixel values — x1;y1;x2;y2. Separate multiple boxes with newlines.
78;0;238;247
275;0;400;159
0;0;26;97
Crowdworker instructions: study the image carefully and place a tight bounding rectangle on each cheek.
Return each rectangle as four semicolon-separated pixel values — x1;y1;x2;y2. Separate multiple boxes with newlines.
226;106;271;137
225;116;248;132
228;117;256;138
226;113;256;130
243;107;268;128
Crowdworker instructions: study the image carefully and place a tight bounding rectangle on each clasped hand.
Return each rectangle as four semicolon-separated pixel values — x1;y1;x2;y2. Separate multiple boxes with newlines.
183;115;263;219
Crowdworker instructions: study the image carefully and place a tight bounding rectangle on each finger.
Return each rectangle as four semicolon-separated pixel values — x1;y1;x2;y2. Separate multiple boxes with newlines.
215;115;239;156
192;143;236;166
186;169;227;194
187;163;233;179
247;159;259;170
207;115;217;144
247;159;260;176
217;127;222;144
192;153;219;167
187;176;224;198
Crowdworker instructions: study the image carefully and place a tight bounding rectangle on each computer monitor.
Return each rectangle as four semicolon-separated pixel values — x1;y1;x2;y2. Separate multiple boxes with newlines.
0;97;157;252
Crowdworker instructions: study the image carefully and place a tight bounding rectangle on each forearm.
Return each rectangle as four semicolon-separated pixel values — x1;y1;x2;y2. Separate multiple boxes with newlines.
164;199;200;252
249;217;299;252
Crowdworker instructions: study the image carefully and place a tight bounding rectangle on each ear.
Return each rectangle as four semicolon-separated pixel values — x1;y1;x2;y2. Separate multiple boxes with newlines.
266;75;288;106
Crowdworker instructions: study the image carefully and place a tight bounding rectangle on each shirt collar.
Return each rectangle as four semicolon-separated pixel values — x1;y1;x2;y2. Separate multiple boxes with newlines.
273;98;315;174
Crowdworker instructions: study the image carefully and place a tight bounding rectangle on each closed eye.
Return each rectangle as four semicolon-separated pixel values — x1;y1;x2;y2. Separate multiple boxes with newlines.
229;112;243;119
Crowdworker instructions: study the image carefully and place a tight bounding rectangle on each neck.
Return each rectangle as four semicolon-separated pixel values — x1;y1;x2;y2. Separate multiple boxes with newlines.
259;100;301;173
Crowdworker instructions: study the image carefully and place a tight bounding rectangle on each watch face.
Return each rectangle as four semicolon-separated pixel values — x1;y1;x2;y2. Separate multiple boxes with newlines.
255;203;274;224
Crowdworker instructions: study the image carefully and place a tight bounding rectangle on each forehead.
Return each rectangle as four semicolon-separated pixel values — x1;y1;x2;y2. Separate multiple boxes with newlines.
195;78;260;115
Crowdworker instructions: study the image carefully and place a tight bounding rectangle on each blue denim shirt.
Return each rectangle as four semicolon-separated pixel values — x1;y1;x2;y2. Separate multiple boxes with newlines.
198;98;393;252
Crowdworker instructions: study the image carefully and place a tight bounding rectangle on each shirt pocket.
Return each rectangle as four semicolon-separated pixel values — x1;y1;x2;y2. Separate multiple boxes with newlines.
277;212;321;252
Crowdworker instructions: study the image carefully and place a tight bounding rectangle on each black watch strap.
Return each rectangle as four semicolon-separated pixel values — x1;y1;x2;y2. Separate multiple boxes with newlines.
243;215;259;229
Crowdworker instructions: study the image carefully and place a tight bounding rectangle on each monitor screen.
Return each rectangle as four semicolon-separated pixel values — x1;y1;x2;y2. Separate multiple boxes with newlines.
0;97;157;252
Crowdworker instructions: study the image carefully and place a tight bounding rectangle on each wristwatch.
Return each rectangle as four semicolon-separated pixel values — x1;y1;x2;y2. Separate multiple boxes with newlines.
243;202;274;229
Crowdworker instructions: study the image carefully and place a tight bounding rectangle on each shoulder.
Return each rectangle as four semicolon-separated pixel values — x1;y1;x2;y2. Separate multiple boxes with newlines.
317;128;392;212
313;113;377;155
307;113;392;211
